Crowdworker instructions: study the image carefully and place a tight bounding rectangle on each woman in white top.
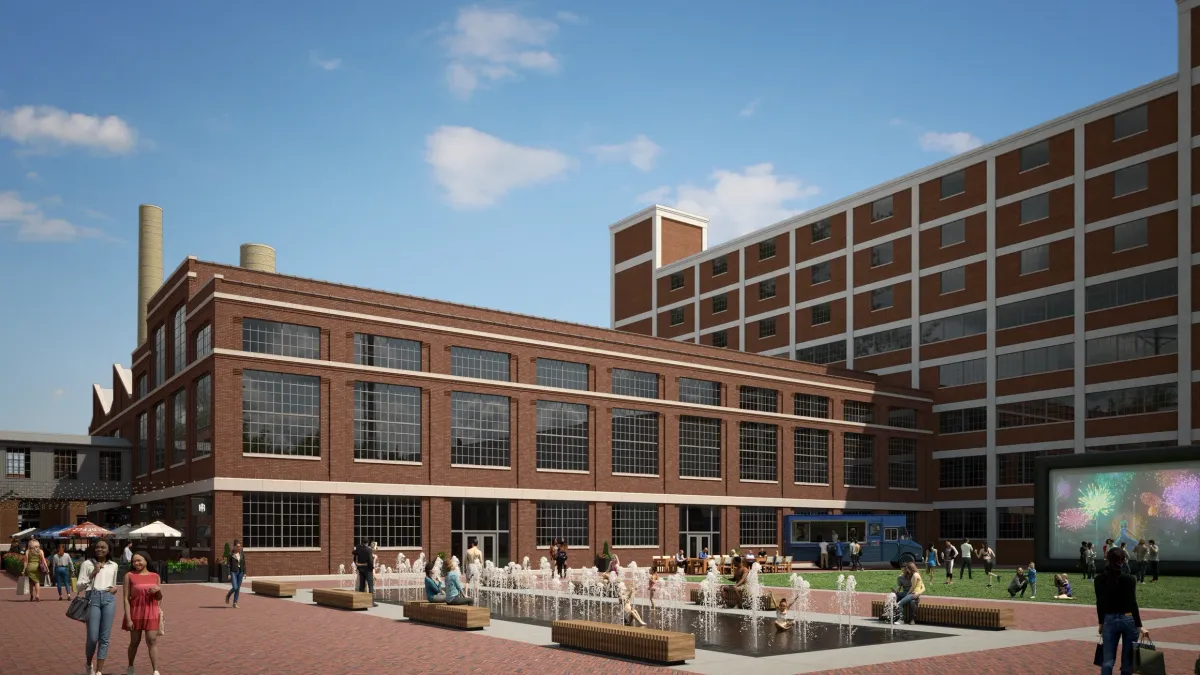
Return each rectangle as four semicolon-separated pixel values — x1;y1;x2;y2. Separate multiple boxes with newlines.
77;539;121;675
51;544;75;601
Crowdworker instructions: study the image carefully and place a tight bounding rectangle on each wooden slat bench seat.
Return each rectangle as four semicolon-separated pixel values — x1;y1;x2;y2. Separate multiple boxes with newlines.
403;600;490;630
869;599;1013;630
551;619;694;665
689;587;777;610
312;588;373;610
250;580;296;598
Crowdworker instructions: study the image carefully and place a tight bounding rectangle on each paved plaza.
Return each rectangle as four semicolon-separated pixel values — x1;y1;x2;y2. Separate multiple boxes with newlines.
3;578;1199;675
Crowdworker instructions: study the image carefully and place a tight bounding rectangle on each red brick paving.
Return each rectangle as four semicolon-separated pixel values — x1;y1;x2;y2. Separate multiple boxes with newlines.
1151;622;1200;645
804;640;1200;675
0;585;675;675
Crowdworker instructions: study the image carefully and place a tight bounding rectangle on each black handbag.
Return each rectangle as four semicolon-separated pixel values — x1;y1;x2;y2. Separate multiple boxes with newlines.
1094;642;1105;667
1135;638;1165;675
66;591;90;622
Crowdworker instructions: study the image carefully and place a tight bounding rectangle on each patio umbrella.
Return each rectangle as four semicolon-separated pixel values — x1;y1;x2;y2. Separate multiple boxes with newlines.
60;522;113;538
34;525;72;539
129;521;182;538
9;527;37;539
109;524;133;538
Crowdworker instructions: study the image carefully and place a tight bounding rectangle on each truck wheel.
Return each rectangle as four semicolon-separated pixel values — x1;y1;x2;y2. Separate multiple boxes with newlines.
898;552;917;567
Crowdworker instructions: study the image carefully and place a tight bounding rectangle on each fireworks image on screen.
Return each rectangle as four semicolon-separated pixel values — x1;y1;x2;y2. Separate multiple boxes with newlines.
1162;474;1200;524
1057;508;1091;531
1141;492;1161;517
1078;483;1116;519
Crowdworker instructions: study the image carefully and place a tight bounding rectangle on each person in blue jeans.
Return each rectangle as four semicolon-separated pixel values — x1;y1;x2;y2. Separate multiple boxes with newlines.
77;539;121;675
1095;546;1149;675
424;561;446;602
226;539;246;608
832;538;844;571
445;559;474;606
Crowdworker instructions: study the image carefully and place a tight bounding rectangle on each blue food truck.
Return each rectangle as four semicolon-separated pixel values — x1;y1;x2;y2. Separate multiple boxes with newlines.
782;513;924;568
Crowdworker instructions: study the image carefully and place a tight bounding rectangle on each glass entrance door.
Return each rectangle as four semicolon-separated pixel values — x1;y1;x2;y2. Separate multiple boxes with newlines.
464;532;497;565
687;534;710;558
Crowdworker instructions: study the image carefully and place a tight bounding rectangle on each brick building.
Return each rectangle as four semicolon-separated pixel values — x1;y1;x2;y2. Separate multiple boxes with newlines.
608;0;1200;567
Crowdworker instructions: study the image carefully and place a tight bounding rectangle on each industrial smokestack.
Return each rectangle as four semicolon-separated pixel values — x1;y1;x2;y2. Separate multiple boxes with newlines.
239;243;276;273
136;204;164;345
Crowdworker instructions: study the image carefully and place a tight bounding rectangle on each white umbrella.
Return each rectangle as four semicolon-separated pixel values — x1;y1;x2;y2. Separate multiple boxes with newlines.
129;521;183;538
109;524;133;538
9;527;37;538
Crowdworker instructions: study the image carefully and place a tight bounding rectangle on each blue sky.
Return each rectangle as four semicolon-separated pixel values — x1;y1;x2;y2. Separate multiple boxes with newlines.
0;1;1178;433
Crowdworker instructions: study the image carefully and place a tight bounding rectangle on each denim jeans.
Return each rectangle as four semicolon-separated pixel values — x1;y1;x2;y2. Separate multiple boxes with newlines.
959;558;972;579
54;567;71;595
1148;561;1159;581
896;593;919;622
448;594;474;605
227;570;244;603
357;565;374;594
86;590;116;662
1100;613;1139;675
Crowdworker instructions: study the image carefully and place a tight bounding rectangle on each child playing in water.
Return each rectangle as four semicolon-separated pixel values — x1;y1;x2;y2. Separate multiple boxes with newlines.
619;581;647;627
648;571;660;610
774;597;794;631
1053;573;1074;599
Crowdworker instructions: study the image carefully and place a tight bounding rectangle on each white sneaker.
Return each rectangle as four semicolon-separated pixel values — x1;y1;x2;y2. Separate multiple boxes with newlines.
127;668;136;675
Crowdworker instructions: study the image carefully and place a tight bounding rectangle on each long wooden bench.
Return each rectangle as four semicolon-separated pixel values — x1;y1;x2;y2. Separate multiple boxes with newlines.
689;587;777;610
312;588;373;610
403;600;490;629
869;599;1013;630
250;580;296;598
551;619;694;665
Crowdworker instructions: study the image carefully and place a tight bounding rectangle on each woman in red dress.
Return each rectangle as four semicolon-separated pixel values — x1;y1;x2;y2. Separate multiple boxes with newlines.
123;551;163;675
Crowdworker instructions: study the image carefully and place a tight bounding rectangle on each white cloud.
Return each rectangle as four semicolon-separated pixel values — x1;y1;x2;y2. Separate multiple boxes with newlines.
635;185;672;204
739;99;760;117
638;163;820;243
52;388;64;398
556;11;584;24
441;6;562;99
0;191;101;242
0;105;137;154
309;51;342;71
425;126;574;209
918;131;983;155
588;134;661;171
84;208;112;221
26;171;38;180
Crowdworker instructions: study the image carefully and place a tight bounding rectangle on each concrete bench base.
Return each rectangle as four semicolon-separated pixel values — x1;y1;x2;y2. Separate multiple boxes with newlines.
404;600;489;629
312;588;373;610
689;587;777;610
551;619;695;665
869;600;1013;630
250;580;296;598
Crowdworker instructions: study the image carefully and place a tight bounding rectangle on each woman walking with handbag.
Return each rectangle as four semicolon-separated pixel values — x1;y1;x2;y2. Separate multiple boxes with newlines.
225;539;245;608
78;539;121;675
22;539;48;601
123;551;163;675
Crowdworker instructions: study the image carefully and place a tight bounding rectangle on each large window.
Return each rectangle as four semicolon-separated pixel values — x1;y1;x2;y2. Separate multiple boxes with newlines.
243;493;320;549
1019;192;1050;224
843;400;874;424
759;278;777;300
1019;244;1049;274
1085;269;1177;312
355;334;422;371
53;449;78;480
871;241;894;267
811;261;832;284
797;340;846;365
1085;384;1178;418
941;219;966;247
536;358;588;391
794;393;830;418
1113;104;1148;141
536;501;588;546
712;255;728;276
242;370;321;457
740;507;777;546
354;382;422;463
940;508;987;540
536;401;589;472
712;294;728;313
738;422;778;482
997;449;1073;486
997;396;1074;428
451;346;510;382
758;317;777;338
679;378;720;406
997;506;1035;539
613;503;658;547
1113;218;1148;252
194;324;212;360
612;409;659;475
996;291;1073;330
939;407;986;434
870;286;894;310
99;451;122;482
939;358;986;388
811;218;831;242
843;433;875;487
794;428;829;485
242;319;320;359
355;496;421;548
941;267;966;294
940;455;987;488
137;413;148;475
450;392;511;467
1113;163;1148;197
811;302;831;325
940;170;965;199
887;438;917;489
172;389;187;465
153;324;166;387
194;375;211;459
996;342;1073;379
670;308;685;326
739;386;778;413
153;402;166;471
670;272;684;291
758;239;776;260
172;306;186;374
854;326;910;358
712;330;728;348
679;416;721;479
871;195;894;221
920;309;986;344
1085;325;1177;365
888;408;917;429
612;368;658;399
1019;140;1049;171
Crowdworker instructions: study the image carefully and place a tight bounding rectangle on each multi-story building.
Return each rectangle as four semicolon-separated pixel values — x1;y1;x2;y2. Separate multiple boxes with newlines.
610;0;1200;563
86;219;931;576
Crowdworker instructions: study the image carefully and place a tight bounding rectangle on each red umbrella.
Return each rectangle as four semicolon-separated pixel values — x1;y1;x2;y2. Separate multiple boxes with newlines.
60;522;113;538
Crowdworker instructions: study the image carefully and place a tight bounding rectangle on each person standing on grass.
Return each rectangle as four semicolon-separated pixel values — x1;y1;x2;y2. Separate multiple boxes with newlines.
1027;561;1038;599
979;542;999;586
1133;540;1149;584
958;539;973;580
1146;540;1160;583
942;540;959;584
1118;543;1130;575
123;551;163;675
1085;542;1098;580
225;539;245;608
1095;546;1149;675
78;539;121;675
925;543;939;576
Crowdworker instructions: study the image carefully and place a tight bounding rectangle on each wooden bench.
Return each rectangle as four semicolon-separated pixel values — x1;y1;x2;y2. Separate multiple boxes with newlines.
869;599;1013;630
403;600;490;630
312;588;373;610
250;580;296;598
551;619;694;665
689;587;777;610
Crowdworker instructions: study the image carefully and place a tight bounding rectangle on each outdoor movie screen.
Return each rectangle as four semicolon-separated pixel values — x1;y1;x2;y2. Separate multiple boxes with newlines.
1049;460;1200;561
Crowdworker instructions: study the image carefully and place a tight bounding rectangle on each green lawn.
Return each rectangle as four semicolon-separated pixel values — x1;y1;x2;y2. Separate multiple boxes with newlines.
685;569;1200;612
